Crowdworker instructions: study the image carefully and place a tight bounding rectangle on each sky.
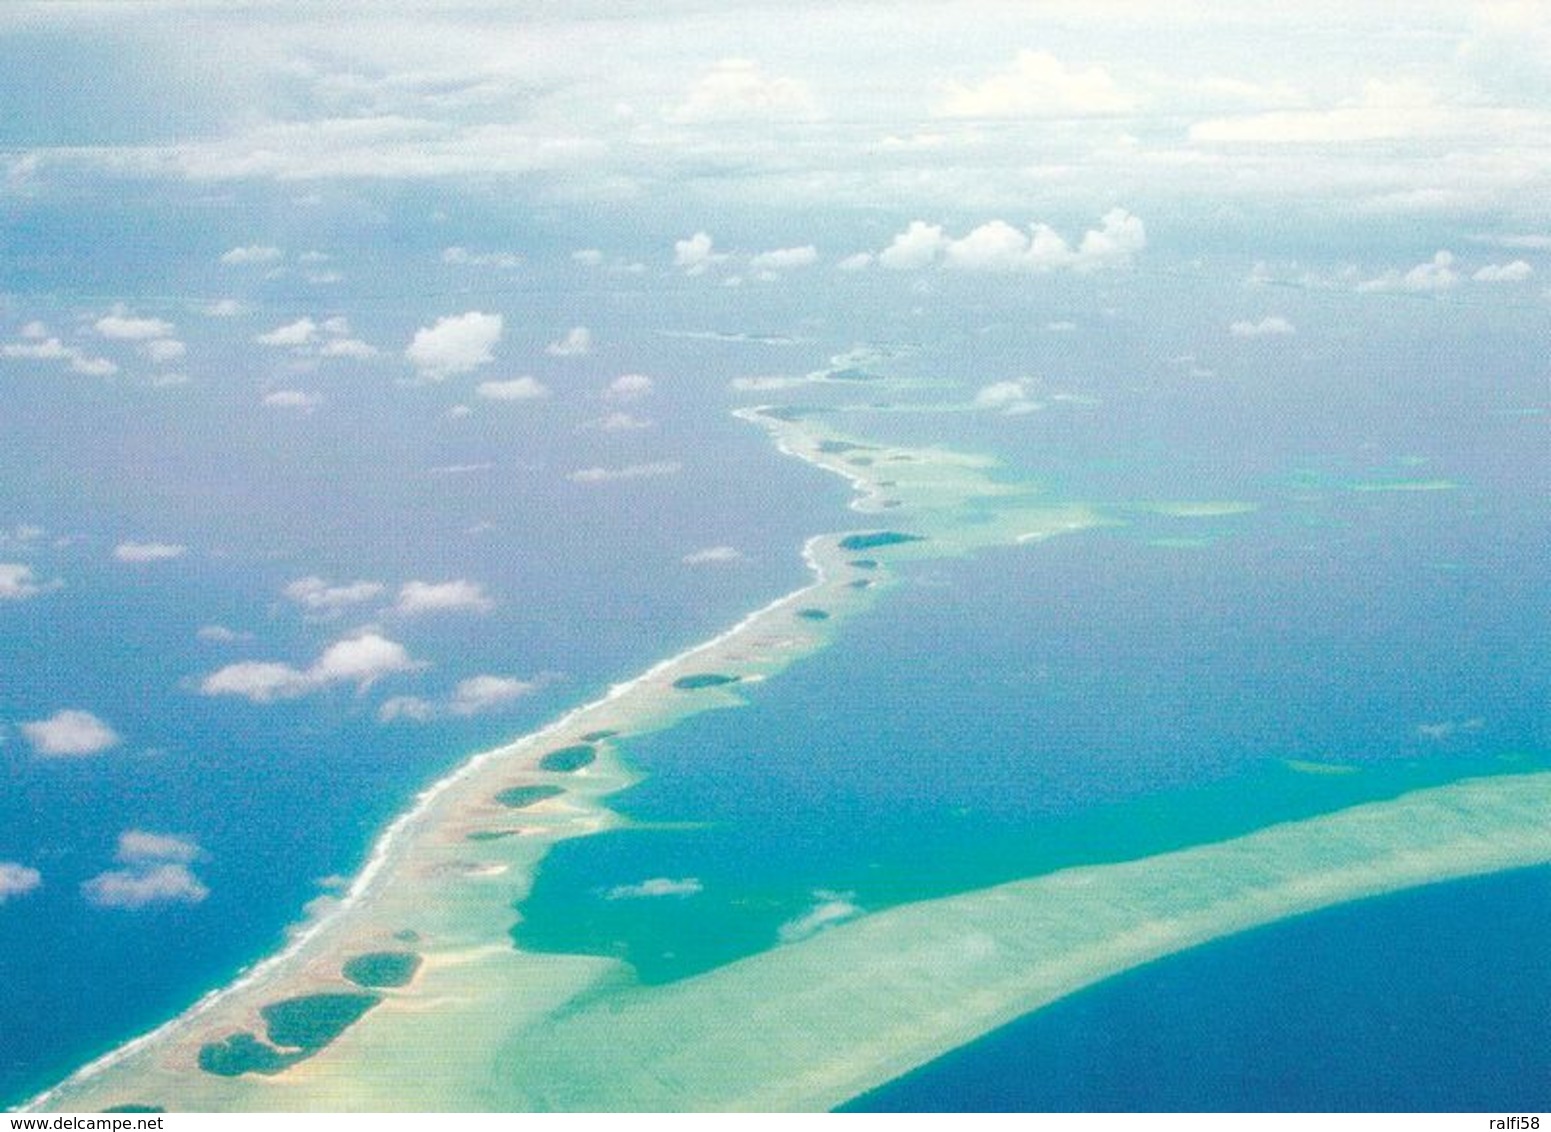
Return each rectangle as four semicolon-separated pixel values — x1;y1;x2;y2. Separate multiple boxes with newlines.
1;1;1550;235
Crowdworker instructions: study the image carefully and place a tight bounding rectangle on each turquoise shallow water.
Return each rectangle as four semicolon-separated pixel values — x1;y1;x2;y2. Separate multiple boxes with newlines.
514;498;1551;988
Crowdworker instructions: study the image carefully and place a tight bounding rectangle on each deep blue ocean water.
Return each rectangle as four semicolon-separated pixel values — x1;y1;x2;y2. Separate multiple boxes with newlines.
845;864;1551;1112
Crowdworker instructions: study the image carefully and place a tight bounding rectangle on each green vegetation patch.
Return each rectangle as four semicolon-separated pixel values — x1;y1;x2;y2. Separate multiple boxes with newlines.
672;673;741;690
467;829;520;842
838;531;925;551
494;784;567;809
847;559;879;569
342;951;423;989
796;608;830;621
262;993;382;1051
540;744;598;772
198;1032;298;1078
817;440;874;455
580;729;619;742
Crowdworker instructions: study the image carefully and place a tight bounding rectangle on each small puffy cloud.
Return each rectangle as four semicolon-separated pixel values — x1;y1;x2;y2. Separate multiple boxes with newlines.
201;631;423;703
973;379;1045;416
202;299;244;317
572;249;605;266
406;311;503;379
0;562;60;600
671;59;819;122
19;320;48;339
1359;250;1460;293
777;890;862;944
944;219;1031;272
0;862;42;903
379;674;535;722
604;373;654;401
836;252;874;272
936;51;1135;118
255;318;317;347
449;674;535;715
878;221;948;270
95;313;175;341
683;545;743;565
21;709;120;757
199;660;311;702
116;830;200;865
477;377;551;402
674;232;726;275
145;338;186;364
545;326;593;357
568;461;682;484
221;245;282;266
1472;260;1533;283
83;863;208;909
1073;209;1147;271
197;624;252;643
319;338;379;359
749;246;819;272
283;576;385;612
377;695;435;723
393;579;495;616
605;877;703;900
310;633;424;685
2;336;119;377
442;246;522;269
587;411;652;432
113;541;185;563
1229;315;1296;338
262;389;322;411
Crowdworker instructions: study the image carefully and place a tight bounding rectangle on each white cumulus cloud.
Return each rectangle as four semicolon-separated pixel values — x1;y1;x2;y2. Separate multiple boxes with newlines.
220;245;282;266
546;326;593;357
1229;315;1296;337
777;890;863;944
0;563;60;600
1472;259;1533;282
1359;250;1460;293
262;389;322;411
145;338;186;364
973;379;1042;414
83;863;208;909
21;709;120;757
116;830;201;865
449;675;535;715
880;211;1145;274
936;51;1135;118
671;59;819;122
95;313;175;341
683;545;744;565
113;541;186;563
283;576;385;611
2;336;119;377
567;461;682;484
255;317;318;347
749;245;819;272
605;877;703;900
406;311;503;379
477;376;550;401
393;579;495;616
604;373;654;401
673;232;725;275
0;863;43;903
200;632;423;703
